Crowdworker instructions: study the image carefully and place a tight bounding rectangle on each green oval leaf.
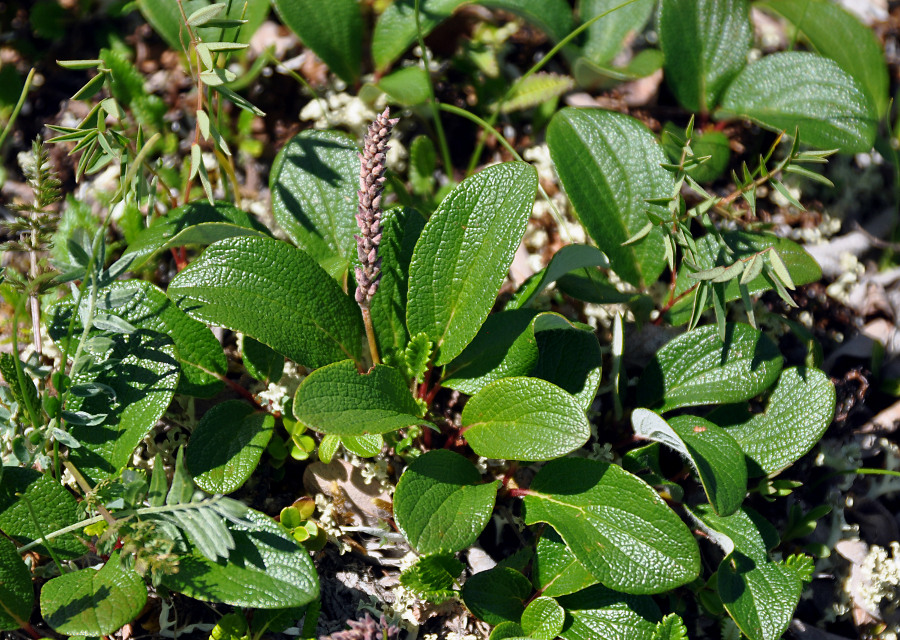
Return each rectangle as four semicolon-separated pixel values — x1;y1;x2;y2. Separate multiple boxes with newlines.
689;504;774;563
758;0;888;117
168;236;363;369
531;314;603;411
658;0;752;112
294;360;427;436
637;323;783;412
557;584;662;640
521;596;565;640
441;309;541;396
186;400;274;494
479;0;573;43
632;410;747;516
0;468;86;559
723;366;835;475
372;0;465;72
523;458;700;594
120;200;271;271
532;528;598;598
273;0;361;84
462;566;533;626
462;377;590;461
547;108;672;288
41;558;147;636
270;130;360;272
407;161;538;365
719;552;801;640
0;536;33;630
395;450;499;555
579;0;655;67
50;279;227;398
161;509;319;608
718;51;877;153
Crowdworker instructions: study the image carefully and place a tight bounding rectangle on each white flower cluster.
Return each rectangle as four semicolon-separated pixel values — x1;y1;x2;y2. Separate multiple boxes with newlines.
853;542;900;614
825;252;866;305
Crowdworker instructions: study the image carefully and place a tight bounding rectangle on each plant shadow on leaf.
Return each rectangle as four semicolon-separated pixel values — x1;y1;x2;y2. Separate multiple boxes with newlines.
44;586;112;630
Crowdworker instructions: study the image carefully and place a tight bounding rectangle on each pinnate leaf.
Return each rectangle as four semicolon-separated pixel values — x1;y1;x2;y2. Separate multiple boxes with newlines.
461;377;590;461
547;108;671;288
168;236;363;369
41;557;147;636
523;458;700;594
407;162;538;365
294;360;427;436
395;450;499;555
637;323;783;412
718;51;877;153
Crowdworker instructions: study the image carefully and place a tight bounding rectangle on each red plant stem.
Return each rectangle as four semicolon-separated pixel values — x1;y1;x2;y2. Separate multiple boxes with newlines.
507;487;530;499
21;622;43;639
220;376;264;411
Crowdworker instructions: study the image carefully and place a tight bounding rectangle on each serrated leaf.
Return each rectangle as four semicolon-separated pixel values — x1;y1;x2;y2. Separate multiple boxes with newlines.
400;552;464;601
186;400;274;494
523;458;700;594
722;366;835;475
395;450;499;555
50;280;226;398
719;552;801;640
161;509;319;608
168;236;363;369
507;244;609;311
718;52;877;153
294;360;427;436
273;0;361;84
532;528;598;598
665;231;821;325
652;614;689;640
658;0;752;112
41;557;147;636
530;314;603;411
407;162;538;365
270;130;359;274
632;410;746;516
579;0;655;66
497;72;574;114
557;584;662;640
119;200;270;271
547;108;671;288
0;536;34;630
441;309;540;396
462;566;532;626
461;377;590;461
520;596;565;640
759;0;888;117
637;323;783;412
370;207;426;361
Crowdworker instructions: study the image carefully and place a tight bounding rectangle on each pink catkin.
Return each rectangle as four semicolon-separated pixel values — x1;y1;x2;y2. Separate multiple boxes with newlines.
355;107;399;308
